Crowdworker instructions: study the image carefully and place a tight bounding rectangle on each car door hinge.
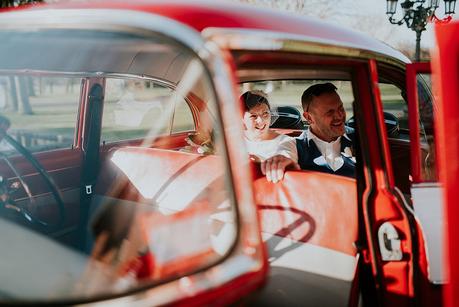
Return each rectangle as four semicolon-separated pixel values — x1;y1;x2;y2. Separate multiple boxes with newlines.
354;241;371;264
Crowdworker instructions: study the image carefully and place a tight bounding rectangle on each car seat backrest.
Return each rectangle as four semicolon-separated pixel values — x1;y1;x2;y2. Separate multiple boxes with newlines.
93;147;230;279
98;147;225;212
270;106;305;130
253;170;358;256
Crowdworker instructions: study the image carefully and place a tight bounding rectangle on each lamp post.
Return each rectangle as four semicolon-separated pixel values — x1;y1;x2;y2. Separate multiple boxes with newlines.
386;0;456;61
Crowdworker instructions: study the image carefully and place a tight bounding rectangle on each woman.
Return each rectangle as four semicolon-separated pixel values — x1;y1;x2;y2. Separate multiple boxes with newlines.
241;90;298;182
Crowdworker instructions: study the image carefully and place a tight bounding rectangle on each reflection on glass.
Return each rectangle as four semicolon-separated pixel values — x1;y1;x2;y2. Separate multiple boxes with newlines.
0;28;236;303
418;74;437;181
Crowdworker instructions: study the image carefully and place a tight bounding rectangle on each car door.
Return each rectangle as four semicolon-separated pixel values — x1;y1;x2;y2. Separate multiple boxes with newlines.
362;58;447;306
358;59;422;306
0;8;267;306
405;62;445;305
432;20;459;307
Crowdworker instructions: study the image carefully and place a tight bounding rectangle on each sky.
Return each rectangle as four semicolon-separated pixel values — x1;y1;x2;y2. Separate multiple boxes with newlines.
236;0;458;51
321;0;438;49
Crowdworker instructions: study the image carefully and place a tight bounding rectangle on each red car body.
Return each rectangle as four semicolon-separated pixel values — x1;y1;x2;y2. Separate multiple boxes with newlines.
0;1;456;306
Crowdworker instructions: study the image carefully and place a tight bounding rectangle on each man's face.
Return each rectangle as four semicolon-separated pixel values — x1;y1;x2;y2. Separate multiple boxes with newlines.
243;103;271;140
304;92;346;142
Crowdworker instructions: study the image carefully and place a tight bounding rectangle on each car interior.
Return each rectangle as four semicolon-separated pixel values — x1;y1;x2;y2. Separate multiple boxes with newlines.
0;25;434;305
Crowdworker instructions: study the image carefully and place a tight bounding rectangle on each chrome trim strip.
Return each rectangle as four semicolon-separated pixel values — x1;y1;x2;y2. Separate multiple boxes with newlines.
0;70;177;88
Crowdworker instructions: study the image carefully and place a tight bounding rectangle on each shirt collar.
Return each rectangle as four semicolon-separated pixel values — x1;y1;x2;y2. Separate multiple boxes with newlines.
306;129;341;147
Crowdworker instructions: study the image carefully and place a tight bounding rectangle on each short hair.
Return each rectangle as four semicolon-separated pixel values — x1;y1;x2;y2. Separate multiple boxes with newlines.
240;90;270;112
301;82;338;112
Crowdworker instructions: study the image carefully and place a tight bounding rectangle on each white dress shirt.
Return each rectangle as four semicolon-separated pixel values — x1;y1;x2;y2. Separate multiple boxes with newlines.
307;129;344;171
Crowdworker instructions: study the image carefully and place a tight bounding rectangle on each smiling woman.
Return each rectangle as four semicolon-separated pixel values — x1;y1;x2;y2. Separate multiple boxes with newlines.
241;92;297;156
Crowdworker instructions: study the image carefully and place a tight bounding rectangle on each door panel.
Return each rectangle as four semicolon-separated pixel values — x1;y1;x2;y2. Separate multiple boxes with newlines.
406;63;447;287
358;60;416;305
431;21;459;307
253;170;358;306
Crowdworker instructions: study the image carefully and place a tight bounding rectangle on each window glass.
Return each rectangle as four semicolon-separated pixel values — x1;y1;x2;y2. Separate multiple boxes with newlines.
0;28;235;304
0;76;80;155
102;79;196;142
417;74;437;181
171;96;195;133
102;79;173;143
379;83;408;130
240;80;354;124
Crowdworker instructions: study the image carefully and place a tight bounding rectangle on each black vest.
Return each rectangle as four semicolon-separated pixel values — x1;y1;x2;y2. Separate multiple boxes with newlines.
296;128;355;178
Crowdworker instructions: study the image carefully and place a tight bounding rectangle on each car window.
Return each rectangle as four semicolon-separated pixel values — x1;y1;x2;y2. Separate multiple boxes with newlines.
171;96;195;133
0;27;236;304
240;80;354;126
417;74;437;181
102;79;195;143
0;76;80;155
102;79;174;143
379;83;408;130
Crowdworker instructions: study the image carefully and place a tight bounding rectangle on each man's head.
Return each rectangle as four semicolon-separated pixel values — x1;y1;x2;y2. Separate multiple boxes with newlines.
240;90;271;140
301;83;346;142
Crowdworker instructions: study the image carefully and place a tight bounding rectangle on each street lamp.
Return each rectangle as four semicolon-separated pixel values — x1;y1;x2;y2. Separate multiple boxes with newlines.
386;0;456;61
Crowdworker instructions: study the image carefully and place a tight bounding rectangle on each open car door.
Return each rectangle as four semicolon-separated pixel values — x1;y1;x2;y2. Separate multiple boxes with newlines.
362;59;444;306
0;9;267;306
405;62;445;305
354;58;443;306
433;20;459;307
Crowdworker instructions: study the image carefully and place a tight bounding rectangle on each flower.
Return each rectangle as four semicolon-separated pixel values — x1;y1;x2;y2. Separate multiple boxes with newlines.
341;146;356;163
182;133;214;155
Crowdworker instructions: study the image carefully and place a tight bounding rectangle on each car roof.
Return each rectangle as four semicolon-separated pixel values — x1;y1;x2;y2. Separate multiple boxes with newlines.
25;0;410;64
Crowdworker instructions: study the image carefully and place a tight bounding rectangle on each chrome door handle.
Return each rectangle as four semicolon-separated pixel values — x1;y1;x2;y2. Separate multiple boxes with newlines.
378;222;403;261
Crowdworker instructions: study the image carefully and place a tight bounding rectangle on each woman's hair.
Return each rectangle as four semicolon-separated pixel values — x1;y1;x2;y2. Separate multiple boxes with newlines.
240;90;270;112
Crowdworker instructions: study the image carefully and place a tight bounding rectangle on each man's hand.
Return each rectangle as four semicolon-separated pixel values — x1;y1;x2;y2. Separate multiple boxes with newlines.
261;155;300;183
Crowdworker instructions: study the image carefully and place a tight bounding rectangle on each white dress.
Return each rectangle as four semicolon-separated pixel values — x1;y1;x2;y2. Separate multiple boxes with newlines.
245;134;298;162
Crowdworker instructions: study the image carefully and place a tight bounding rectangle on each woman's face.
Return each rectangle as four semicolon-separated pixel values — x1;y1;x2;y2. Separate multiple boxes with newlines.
243;103;271;141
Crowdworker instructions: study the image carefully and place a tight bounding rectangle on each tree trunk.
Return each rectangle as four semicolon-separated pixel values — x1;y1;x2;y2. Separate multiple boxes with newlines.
27;76;36;96
18;77;33;115
7;76;18;112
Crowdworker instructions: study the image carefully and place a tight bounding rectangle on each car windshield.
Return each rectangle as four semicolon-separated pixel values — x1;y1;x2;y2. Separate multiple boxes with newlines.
0;27;237;303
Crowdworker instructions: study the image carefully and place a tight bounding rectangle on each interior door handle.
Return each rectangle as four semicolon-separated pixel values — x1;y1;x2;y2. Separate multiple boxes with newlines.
378;222;403;261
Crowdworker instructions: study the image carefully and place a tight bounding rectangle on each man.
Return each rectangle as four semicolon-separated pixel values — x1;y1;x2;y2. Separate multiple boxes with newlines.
261;82;355;182
296;82;355;177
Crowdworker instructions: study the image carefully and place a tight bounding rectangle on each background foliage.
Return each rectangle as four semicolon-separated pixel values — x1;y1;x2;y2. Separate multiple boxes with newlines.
0;0;43;8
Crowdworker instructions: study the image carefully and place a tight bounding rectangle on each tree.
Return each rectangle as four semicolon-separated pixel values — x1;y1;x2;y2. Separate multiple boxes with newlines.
0;0;43;8
235;0;338;17
396;41;431;61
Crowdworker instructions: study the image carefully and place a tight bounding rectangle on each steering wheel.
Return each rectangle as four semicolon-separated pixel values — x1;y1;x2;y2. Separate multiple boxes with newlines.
0;117;65;231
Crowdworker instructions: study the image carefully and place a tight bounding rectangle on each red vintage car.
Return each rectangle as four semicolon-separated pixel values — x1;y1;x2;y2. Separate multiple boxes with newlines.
0;1;457;306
